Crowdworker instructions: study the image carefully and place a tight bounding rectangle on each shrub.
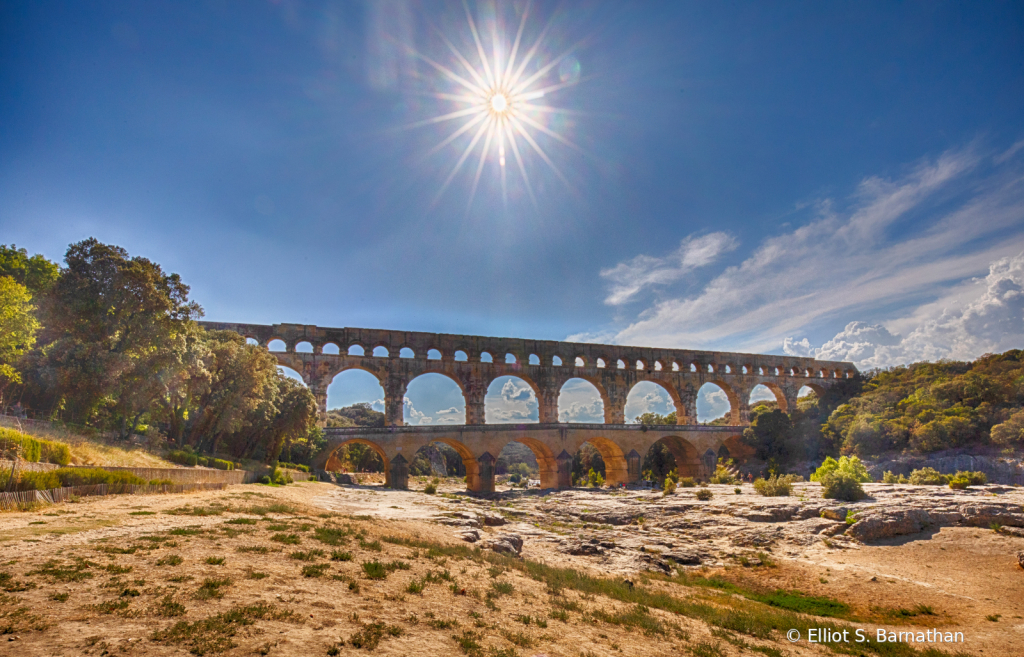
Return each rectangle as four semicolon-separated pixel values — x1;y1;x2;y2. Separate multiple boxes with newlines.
149;479;175;486
0;428;71;464
41;441;71;466
585;468;605;488
166;449;199;467
882;471;907;484
734;487;742;494
811;456;871;483
908;467;949;485
695;488;713;501
258;475;271;485
820;471;866;501
949;471;986;490
678;477;696;488
708;465;736;485
753;475;792;497
278;462;310;472
210;458;234;471
55;467;146;487
662;479;676;496
17;470;60;491
424;483;437;494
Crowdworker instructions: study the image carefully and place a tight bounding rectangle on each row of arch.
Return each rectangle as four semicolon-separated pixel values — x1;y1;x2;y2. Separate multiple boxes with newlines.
285;366;824;425
254;337;853;380
324;433;750;491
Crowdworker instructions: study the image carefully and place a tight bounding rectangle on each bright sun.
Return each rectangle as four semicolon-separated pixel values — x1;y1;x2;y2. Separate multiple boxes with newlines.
401;1;582;209
490;92;508;114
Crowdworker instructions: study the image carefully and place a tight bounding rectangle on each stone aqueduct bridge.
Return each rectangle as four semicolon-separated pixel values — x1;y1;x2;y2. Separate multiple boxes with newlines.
201;322;857;492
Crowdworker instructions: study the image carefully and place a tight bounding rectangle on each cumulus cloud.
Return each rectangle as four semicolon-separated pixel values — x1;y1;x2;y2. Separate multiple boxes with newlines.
559;400;604;423
600;146;1024;357
485;377;539;423
600;232;738;305
789;253;1024;369
403;397;431;425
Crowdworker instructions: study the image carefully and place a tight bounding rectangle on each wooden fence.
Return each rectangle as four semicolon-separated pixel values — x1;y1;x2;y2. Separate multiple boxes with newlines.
0;482;228;512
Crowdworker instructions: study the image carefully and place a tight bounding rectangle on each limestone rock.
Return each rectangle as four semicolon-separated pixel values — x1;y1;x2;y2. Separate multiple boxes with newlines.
481;512;507;526
459;529;481;543
819;507;849;521
1018;551;1024;570
846;509;932;542
483;533;523;557
957;503;1024;528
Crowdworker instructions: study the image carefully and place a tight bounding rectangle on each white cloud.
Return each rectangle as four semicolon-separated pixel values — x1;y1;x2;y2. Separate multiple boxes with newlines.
559;400;604;423
485;377;539;423
600;232;738;305
600;146;1024;357
792;253;1024;369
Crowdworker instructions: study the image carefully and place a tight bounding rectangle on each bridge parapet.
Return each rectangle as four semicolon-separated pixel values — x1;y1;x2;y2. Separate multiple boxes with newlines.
201;321;857;428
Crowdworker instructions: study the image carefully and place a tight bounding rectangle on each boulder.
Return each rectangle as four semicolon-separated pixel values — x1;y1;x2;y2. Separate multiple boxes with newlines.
481;513;507;526
1018;551;1024;570
819;507;849;521
846;509;932;542
563;540;604;556
958;503;1024;528
459;529;481;543
661;549;702;565
483;533;524;557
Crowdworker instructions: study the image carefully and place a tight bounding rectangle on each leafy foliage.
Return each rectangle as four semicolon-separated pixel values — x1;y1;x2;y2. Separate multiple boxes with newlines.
0;276;40;397
819;471;866;501
753;475;792;497
823;351;1024;455
810;456;871;483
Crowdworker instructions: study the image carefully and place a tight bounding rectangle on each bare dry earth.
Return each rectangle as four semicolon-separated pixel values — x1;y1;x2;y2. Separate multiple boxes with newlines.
0;479;1020;657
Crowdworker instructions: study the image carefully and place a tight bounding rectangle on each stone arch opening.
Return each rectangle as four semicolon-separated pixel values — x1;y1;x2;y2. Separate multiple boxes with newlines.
558;378;606;423
277;365;307;387
552;355;562;366
596;358;606;368
404;373;466;425
322;342;340;355
325;368;385;420
575;356;585;367
644;436;703;480
481;352;494;363
505;353;517;364
528;354;540;365
295;341;313;353
625;381;679;423
347;344;365;356
427;349;442;360
719;434;754;465
399;347;415;358
372;346;389;357
454;350;468;362
245;337;259;346
485;375;538;423
324;438;389;485
431;438;484;491
268;339;287;352
572;437;629;486
748;384;780;412
409;441;468;483
697;382;735;424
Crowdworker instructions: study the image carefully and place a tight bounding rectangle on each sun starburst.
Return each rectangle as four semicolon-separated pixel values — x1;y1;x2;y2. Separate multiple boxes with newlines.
402;1;583;210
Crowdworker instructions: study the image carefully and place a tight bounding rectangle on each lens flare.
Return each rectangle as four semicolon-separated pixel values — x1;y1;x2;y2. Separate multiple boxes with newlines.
400;1;583;209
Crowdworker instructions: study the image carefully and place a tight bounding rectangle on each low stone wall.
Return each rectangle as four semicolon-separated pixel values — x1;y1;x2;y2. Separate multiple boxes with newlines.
246;466;314;483
0;460;59;473
87;466;250;485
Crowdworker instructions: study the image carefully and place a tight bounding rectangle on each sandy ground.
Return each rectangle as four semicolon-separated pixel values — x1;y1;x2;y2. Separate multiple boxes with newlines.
0;480;1020;656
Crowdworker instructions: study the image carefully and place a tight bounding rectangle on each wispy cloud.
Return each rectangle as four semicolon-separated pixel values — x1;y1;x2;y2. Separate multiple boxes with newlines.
600;232;738;305
600;145;1024;360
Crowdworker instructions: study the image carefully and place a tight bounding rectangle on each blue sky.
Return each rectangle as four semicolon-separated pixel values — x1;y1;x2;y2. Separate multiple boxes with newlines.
3;1;1023;423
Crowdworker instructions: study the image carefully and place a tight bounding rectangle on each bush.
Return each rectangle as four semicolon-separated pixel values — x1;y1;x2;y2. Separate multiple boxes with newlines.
423;483;437;495
585;468;604;488
678;477;696;488
166;450;199;467
882;471;907;484
278;462;310;473
258;475;271;485
907;467;948;486
12;467;147;491
695;488;713;501
948;470;987;490
820;471;866;501
662;479;676;496
17;470;60;490
811;456;871;483
149;479;175;486
508;473;521;484
753;475;792;497
41;441;71;466
0;428;71;465
708;465;736;485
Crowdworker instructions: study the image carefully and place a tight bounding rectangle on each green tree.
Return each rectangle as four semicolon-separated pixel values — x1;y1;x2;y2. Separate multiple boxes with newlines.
34;239;202;434
0;245;59;295
0;277;40;405
741;408;794;472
